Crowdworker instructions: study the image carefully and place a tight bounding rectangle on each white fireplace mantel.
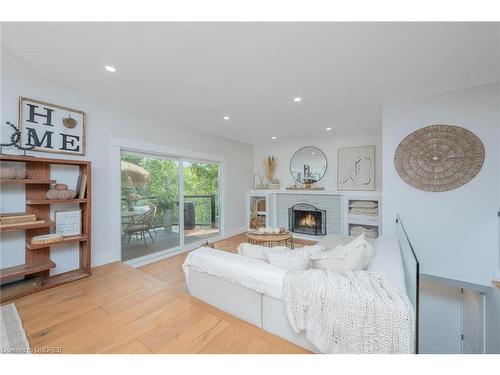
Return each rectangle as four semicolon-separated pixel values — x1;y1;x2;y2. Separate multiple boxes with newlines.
247;189;383;239
248;188;382;198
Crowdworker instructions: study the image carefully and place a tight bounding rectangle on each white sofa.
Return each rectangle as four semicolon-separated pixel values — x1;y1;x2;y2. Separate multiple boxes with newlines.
183;235;407;353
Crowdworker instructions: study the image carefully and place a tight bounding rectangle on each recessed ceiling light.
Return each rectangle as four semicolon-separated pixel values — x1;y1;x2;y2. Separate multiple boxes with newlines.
326;127;332;131
105;65;116;72
271;136;277;140
293;97;302;102
312;152;316;155
223;116;230;120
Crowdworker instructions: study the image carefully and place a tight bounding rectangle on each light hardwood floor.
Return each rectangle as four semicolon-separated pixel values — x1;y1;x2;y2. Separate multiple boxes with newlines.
13;233;314;354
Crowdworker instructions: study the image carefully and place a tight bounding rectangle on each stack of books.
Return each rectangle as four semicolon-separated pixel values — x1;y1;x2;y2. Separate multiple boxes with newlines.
0;213;42;229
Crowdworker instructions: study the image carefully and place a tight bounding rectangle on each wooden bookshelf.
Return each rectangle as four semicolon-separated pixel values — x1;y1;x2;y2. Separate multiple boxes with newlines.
27;199;88;205
0;179;56;184
0;154;92;303
0;220;54;232
26;235;88;250
0;260;56;282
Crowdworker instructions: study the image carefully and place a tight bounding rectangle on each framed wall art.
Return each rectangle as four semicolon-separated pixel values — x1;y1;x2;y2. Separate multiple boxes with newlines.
55;209;82;237
337;145;375;191
19;97;86;156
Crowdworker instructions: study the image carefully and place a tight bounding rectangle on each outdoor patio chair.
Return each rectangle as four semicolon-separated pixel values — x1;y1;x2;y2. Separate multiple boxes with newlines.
123;205;157;247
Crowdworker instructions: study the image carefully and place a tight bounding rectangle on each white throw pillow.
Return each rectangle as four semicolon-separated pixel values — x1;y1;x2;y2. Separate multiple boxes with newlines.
264;249;311;271
362;239;375;268
298;244;326;257
237;243;288;260
311;234;375;273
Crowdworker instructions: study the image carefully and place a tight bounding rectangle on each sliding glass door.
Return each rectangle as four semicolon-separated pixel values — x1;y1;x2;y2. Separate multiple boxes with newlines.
183;160;220;245
121;152;180;261
120;151;221;262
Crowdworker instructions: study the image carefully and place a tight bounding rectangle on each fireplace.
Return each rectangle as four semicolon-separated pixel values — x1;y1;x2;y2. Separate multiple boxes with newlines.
288;203;326;236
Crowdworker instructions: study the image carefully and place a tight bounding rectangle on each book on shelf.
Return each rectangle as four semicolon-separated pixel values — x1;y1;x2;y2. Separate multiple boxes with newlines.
0;220;45;229
75;174;82;196
0;213;37;225
78;174;87;199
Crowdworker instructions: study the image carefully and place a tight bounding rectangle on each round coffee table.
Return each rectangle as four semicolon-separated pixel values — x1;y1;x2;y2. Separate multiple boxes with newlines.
247;232;295;249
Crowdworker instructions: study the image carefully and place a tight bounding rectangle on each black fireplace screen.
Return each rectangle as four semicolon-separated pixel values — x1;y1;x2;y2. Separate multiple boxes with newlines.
288;203;326;236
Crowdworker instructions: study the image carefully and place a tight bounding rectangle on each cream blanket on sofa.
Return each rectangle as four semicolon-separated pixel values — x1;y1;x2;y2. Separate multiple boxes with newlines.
283;270;415;354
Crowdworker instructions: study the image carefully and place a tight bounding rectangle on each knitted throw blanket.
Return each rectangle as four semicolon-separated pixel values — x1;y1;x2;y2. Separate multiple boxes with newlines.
283;270;415;354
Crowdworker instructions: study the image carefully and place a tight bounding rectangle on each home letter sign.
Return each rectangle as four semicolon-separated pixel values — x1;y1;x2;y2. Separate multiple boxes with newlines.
19;97;86;156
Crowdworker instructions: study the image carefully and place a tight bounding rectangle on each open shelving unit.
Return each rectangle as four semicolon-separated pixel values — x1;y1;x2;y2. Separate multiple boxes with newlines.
343;195;381;238
247;192;270;230
0;154;92;303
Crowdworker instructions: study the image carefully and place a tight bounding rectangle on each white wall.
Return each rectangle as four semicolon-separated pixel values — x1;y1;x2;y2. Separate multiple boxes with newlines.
383;83;499;286
419;280;462;354
382;83;500;353
485;288;500;353
484;86;500;353
253;130;382;191
1;57;254;270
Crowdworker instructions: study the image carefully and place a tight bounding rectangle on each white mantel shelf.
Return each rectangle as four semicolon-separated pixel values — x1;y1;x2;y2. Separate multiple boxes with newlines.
249;189;382;197
247;189;382;237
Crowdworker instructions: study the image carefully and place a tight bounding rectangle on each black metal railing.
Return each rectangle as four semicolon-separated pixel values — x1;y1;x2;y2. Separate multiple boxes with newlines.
121;194;218;228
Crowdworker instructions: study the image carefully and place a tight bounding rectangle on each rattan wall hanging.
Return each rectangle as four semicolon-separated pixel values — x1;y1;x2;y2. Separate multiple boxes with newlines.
394;125;484;192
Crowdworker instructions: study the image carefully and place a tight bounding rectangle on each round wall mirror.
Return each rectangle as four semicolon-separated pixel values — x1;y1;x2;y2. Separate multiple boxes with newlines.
290;146;328;184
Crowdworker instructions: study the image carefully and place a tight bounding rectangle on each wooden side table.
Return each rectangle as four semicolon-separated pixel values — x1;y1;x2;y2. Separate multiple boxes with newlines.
246;232;295;249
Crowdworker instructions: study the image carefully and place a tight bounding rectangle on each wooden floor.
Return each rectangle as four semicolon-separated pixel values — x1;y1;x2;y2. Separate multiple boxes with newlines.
12;233;314;354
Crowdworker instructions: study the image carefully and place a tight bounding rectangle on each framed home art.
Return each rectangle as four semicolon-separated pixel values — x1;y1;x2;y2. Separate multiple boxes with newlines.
19;97;86;155
337;145;376;191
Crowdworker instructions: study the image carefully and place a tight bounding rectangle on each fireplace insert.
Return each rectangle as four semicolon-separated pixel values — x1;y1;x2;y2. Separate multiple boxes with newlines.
288;203;326;236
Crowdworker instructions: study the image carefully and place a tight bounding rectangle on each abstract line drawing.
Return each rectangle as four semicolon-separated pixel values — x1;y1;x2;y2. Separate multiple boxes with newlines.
338;146;375;191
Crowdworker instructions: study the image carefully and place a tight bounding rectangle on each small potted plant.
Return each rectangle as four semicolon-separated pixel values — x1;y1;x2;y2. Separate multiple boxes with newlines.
156;191;175;231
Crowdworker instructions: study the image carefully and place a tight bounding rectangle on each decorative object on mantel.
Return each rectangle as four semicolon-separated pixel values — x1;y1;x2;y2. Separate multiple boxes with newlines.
286;185;325;190
394;125;484;192
338;145;375;191
0;121;35;155
253;172;266;189
31;234;63;246
18;97;86;156
290;146;327;189
264;156;280;189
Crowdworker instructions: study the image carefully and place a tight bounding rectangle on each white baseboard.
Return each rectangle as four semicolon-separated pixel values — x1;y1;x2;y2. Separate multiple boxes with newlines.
224;227;247;238
125;227;247;268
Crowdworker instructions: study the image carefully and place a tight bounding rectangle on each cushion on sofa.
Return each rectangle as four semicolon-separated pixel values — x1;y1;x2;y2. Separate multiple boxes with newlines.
237;243;289;260
311;234;375;273
294;245;326;258
264;249;311;271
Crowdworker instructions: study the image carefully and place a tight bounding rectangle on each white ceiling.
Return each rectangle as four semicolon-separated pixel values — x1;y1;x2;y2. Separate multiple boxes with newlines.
2;22;499;145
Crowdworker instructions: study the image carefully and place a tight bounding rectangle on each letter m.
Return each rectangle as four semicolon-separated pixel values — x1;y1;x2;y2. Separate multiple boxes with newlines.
26;127;54;149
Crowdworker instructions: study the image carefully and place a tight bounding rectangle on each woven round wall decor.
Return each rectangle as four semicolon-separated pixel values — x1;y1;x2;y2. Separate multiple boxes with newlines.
394;125;484;192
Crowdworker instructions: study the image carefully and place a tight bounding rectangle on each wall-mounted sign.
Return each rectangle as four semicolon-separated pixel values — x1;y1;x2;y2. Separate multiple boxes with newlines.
19;97;86;156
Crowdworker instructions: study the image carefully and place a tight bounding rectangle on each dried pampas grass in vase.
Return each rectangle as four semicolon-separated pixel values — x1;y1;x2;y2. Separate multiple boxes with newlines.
264;156;279;189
